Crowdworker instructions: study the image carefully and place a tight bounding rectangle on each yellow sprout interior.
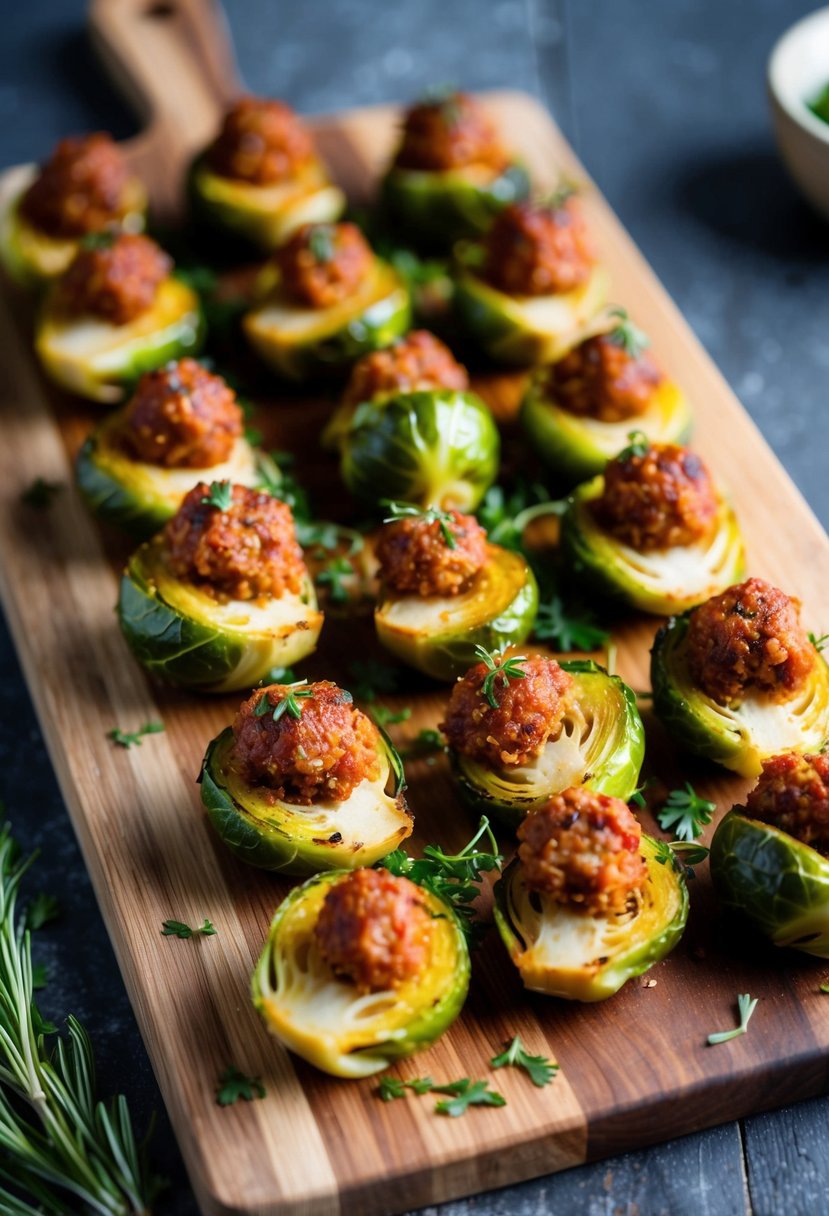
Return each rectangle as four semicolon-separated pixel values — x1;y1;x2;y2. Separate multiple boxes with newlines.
536;379;691;455
194;159;345;242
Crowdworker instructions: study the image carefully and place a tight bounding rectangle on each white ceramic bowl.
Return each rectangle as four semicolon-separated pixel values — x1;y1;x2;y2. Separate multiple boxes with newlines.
768;6;829;219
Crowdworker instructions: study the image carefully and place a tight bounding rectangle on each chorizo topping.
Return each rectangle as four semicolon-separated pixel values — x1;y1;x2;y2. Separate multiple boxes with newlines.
394;91;507;173
122;358;243;468
56;233;171;325
376;508;488;597
232;680;382;805
342;330;469;408
593;442;718;552
517;787;646;916
546;332;663;423
686;578;816;705
745;752;829;856
207;96;315;184
164;482;306;601
275;222;373;308
483;199;596;298
314;868;432;993
441;655;574;768
20;132;132;238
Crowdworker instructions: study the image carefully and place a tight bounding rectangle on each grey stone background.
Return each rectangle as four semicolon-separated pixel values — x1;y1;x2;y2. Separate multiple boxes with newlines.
1;1;828;1213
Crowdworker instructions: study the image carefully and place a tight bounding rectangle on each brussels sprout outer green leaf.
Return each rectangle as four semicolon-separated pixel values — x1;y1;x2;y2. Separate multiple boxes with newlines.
520;374;694;487
200;728;412;875
188;153;346;252
380;162;530;247
561;475;745;617
34;276;204;403
651;614;829;776
251;870;470;1076
243;257;411;381
493;839;688;1001
75;412;277;539
450;660;644;829
375;544;538;682
453;263;609;366
117;534;322;692
340;388;500;512
710;809;829;958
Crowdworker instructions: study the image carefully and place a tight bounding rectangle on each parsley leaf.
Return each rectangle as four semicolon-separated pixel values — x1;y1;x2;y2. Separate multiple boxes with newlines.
315;555;355;604
23;893;61;933
490;1036;559;1088
20;478;63;509
378;1075;435;1101
433;1079;506;1117
656;783;715;842
308;225;335;263
216;1066;265;1106
201;480;233;510
606;307;651;359
107;722;165;749
707;993;759;1045
161;919;216;939
533;596;610;652
617;430;651;462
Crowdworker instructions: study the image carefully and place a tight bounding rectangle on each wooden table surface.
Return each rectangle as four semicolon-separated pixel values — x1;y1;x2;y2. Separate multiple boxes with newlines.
2;1;828;1213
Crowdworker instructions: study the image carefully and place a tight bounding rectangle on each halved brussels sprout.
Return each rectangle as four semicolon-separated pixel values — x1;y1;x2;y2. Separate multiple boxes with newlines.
450;660;644;829
188;153;346;251
252;870;470;1077
200;726;411;875
651;614;829;776
76;411;279;539
561;475;745;616
118;533;323;692
710;808;829;958
35;277;204;404
381;162;530;248
375;543;537;682
0;166;147;290
340;388;500;512
453;263;609;366
521;375;693;487
243;258;411;381
493;836;688;1001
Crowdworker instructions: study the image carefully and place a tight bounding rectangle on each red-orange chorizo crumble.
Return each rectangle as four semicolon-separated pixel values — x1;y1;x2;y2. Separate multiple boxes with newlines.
275;222;372;308
394;91;507;173
56;233;170;325
745;752;829;855
20;132;132;238
546;333;663;423
483;199;595;297
342;330;468;408
122;358;242;468
207;96;315;185
375;510;488;598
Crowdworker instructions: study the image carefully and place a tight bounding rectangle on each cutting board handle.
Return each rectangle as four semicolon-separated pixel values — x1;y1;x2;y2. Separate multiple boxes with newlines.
87;0;241;220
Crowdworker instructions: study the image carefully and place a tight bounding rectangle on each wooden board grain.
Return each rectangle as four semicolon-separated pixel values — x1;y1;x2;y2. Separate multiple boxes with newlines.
2;88;829;1216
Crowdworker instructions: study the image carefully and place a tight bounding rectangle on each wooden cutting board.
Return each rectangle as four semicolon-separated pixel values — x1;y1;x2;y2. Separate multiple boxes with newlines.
2;2;829;1213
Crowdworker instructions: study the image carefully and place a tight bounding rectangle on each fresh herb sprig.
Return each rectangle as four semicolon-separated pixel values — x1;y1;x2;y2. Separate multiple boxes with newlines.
216;1067;265;1106
433;1079;506;1117
617;429;651;462
490;1036;559;1088
161;919;216;939
382;500;458;549
809;631;829;653
476;481;561;551
255;681;314;723
20;478;63;510
308;226;335;264
653;838;710;879
107;722;165;749
533;595;610;652
315;555;356;604
377;1076;436;1101
707;994;759;1046
348;659;399;701
474;646;527;709
201;479;233;510
401;728;446;761
606;307;650;359
656;783;715;842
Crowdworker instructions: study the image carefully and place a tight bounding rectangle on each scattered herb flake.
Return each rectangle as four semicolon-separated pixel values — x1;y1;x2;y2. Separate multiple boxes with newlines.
348;659;399;702
490;1036;559;1087
107;722;165;749
370;705;412;728
216;1066;266;1106
473;646;527;709
656;783;715;842
308;226;336;263
617;429;651;462
533;596;609;653
161;919;216;939
315;555;355;604
809;631;829;653
433;1078;506;1117
606;306;651;359
707;993;759;1046
382;500;458;549
255;681;314;723
377;1075;435;1101
201;480;233;510
401;728;446;760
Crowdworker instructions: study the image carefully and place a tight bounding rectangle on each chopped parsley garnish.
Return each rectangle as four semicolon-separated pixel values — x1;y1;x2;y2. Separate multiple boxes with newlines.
474;646;527;709
377;1075;436;1101
707;993;759;1045
201;479;233;510
490;1036;559;1087
401;728;446;760
606;306;651;359
255;681;314;722
617;429;651;462
433;1078;506;1117
656;783;715;842
348;659;399;701
216;1066;265;1106
533;596;610;652
382;500;458;549
315;555;355;604
161;919;216;939
20;478;64;509
308;225;336;263
809;631;829;653
370;705;412;728
107;721;165;749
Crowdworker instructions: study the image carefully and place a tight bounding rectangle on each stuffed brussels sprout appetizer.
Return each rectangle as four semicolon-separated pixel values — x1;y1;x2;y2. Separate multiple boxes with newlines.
710;752;829;957
454;195;609;365
118;481;322;691
652;578;829;776
201;680;411;875
494;788;688;1001
188;96;345;252
0;132;147;290
253;866;469;1076
243;221;411;380
380;89;529;248
76;358;277;538
561;439;744;616
521;310;693;485
34;233;203;403
373;506;537;681
442;653;644;829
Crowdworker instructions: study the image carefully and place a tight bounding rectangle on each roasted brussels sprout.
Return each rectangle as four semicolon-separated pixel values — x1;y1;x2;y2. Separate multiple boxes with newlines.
447;659;644;828
252;868;470;1076
340;388;500;512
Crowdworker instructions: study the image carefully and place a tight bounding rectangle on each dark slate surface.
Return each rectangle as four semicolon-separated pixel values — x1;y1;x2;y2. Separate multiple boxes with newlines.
1;1;828;1213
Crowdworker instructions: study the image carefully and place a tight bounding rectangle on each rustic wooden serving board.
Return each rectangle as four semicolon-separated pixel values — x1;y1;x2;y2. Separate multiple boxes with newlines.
2;4;829;1214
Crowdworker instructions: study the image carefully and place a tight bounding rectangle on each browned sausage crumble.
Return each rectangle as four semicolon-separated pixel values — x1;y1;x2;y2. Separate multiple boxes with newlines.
483;199;595;297
56;233;170;325
165;483;306;601
122;358;243;468
685;578;816;705
231;680;381;804
517;787;646;916
342;330;469;408
207;96;315;184
394;91;507;173
441;655;574;768
20;132;132;238
375;510;488;598
275;222;372;308
546;333;663;422
314;869;432;993
745;752;829;855
593;442;718;552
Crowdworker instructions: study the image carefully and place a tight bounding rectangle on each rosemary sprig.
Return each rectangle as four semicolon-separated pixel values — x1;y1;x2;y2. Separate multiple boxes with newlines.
382;500;458;549
255;681;314;723
707;994;759;1045
473;646;527;709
